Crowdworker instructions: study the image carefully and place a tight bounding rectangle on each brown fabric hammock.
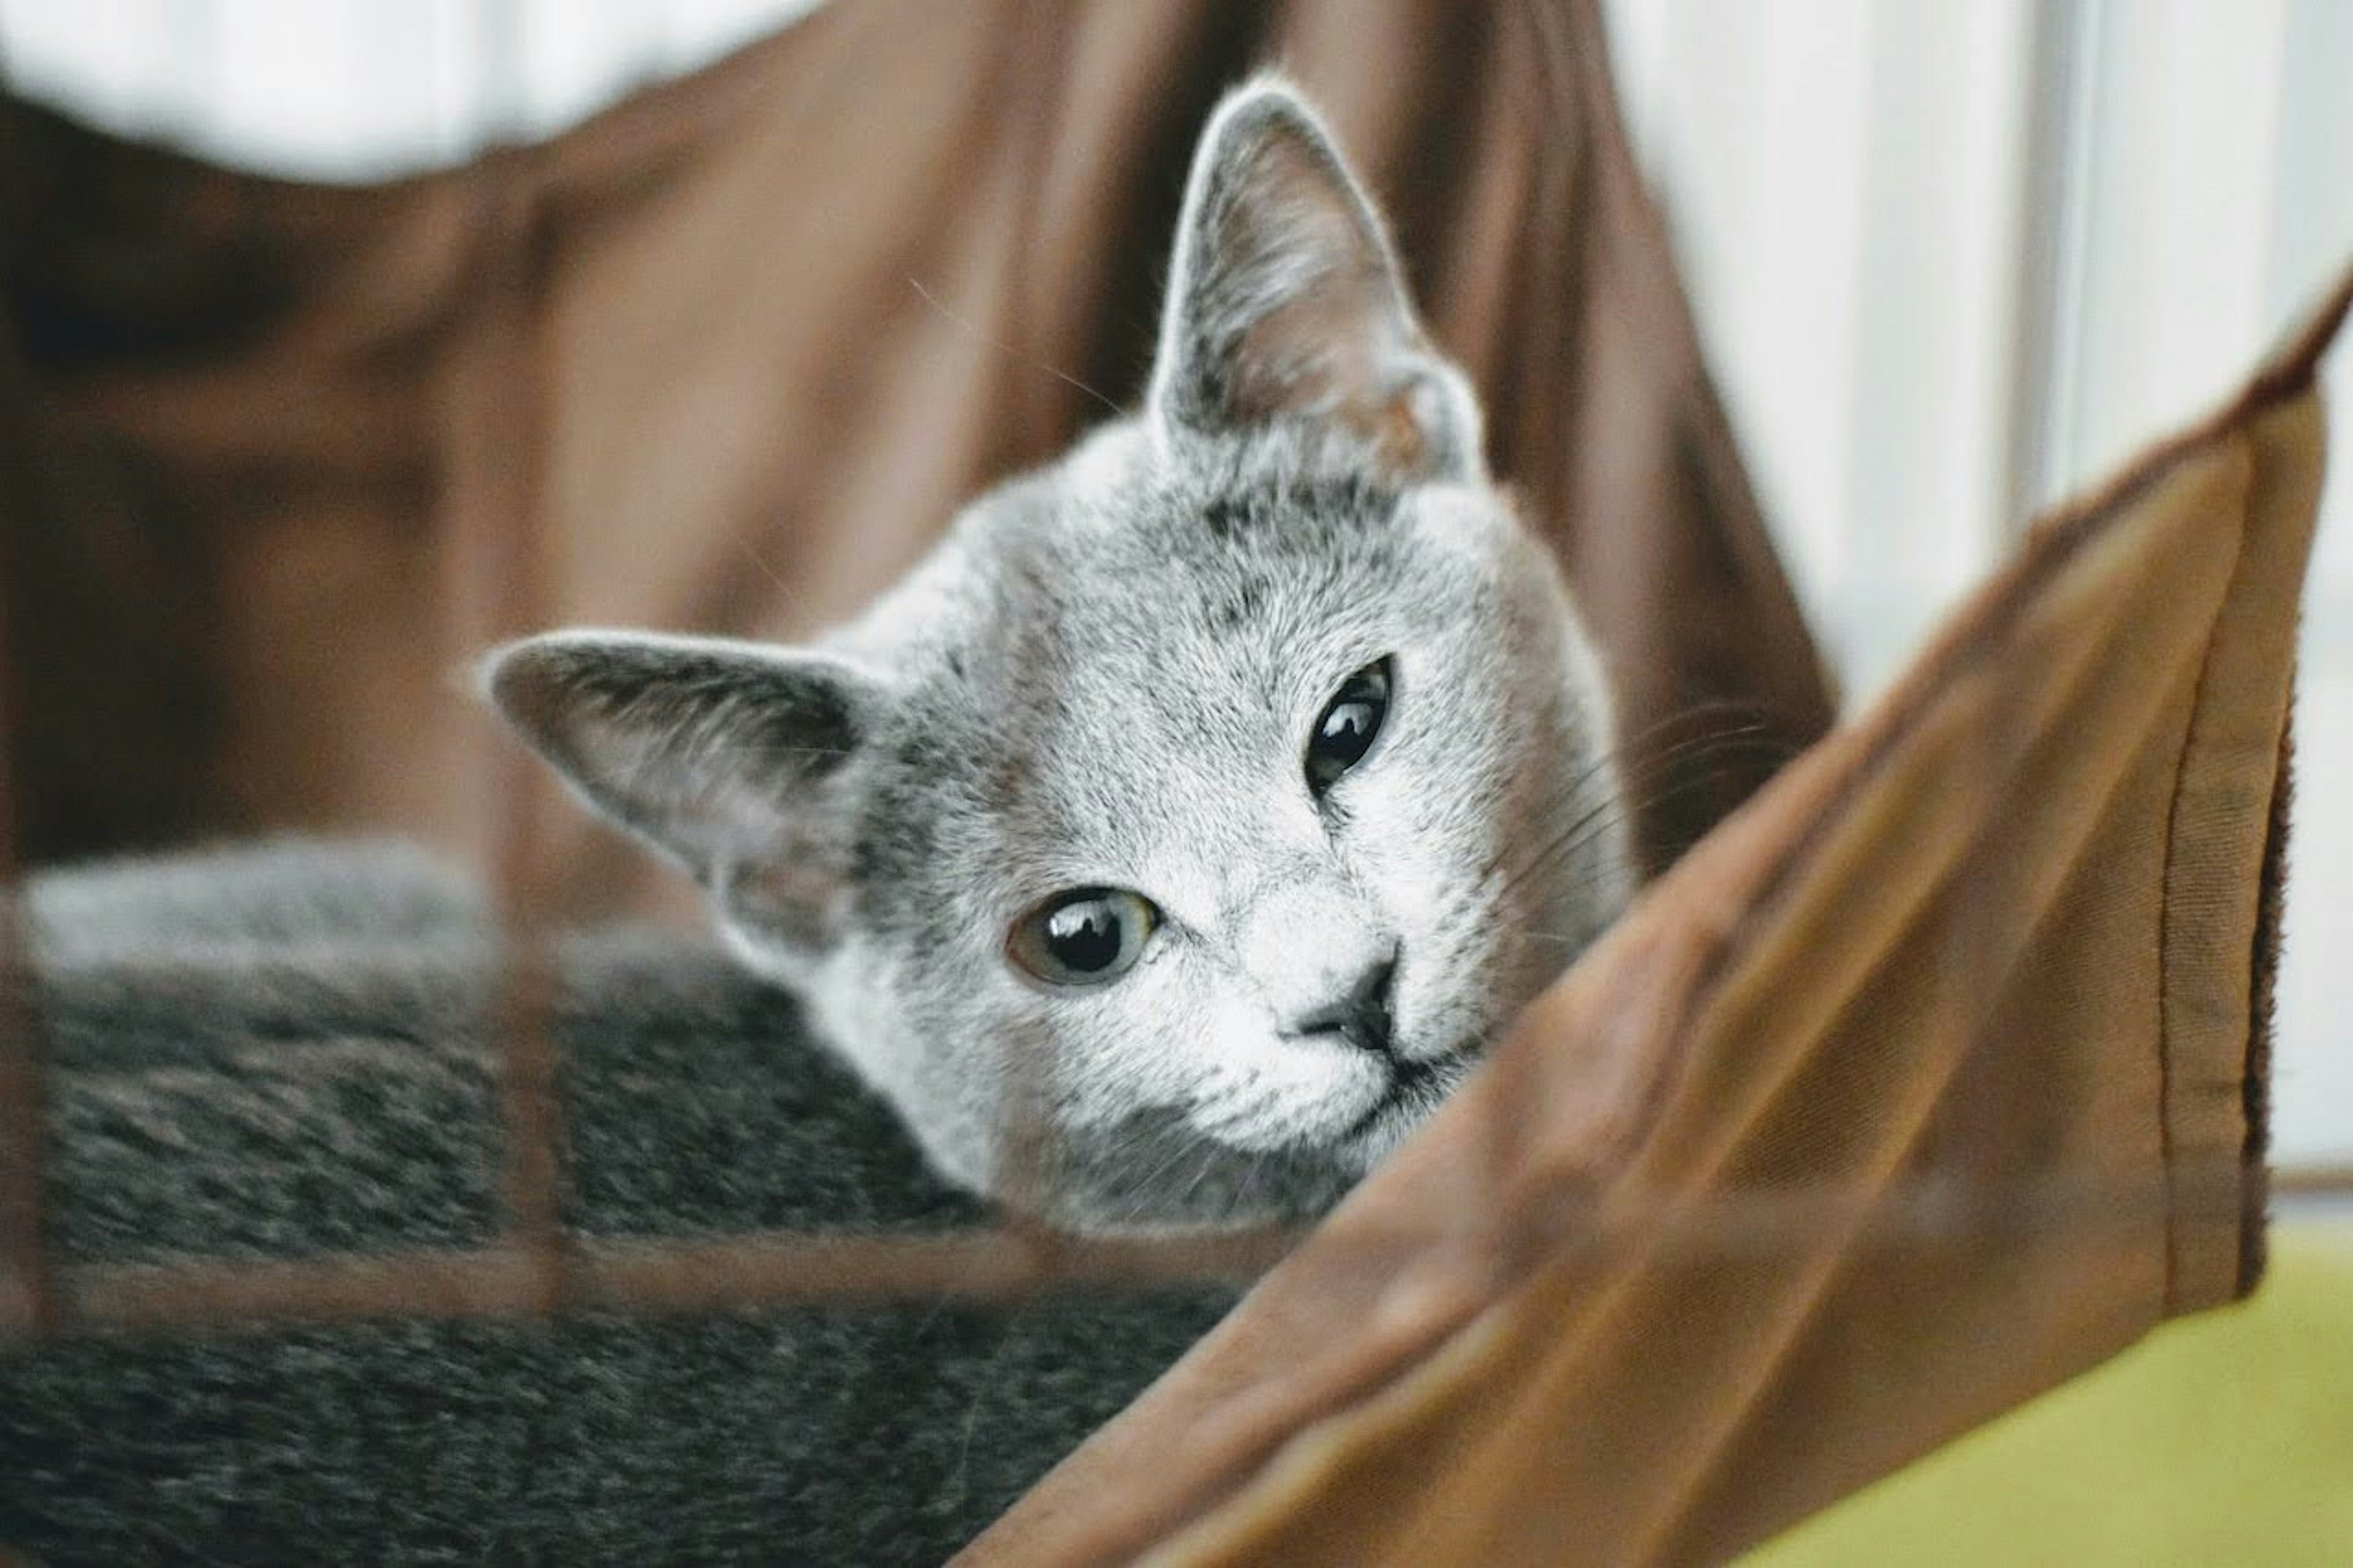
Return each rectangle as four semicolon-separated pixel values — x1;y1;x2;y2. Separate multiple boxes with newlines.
968;279;2349;1566
1;0;2335;1561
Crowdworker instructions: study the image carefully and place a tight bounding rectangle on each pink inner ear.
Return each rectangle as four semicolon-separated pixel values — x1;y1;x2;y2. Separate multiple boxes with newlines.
1230;290;1441;477
1230;300;1452;479
1174;102;1460;479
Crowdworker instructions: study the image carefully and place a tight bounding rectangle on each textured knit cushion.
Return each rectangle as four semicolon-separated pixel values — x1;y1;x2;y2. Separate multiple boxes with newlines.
1;2;2338;1561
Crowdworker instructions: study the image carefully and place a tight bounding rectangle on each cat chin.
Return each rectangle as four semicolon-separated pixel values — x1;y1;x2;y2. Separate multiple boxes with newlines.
1333;1047;1477;1170
1161;1026;1482;1181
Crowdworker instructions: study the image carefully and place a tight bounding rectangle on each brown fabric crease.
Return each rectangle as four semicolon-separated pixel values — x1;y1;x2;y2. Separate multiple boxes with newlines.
966;271;2346;1565
0;0;2332;1559
0;0;1830;897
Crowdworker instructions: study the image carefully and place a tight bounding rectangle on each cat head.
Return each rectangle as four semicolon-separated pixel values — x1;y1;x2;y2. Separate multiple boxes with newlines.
483;78;1633;1232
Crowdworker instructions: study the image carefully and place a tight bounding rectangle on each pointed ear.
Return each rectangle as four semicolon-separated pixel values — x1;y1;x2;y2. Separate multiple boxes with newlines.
1148;77;1483;481
480;631;889;946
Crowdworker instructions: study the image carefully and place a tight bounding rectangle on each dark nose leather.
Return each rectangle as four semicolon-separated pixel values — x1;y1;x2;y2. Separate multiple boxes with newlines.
1294;953;1398;1056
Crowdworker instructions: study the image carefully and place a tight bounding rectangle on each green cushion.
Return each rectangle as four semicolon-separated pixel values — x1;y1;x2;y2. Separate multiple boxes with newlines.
1751;1230;2353;1566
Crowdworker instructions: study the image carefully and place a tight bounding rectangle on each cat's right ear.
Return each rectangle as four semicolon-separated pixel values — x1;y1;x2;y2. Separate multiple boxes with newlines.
479;631;889;945
1147;77;1483;481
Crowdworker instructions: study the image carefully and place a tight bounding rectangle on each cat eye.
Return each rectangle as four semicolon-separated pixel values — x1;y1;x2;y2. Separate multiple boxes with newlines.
1007;887;1160;987
1305;657;1393;797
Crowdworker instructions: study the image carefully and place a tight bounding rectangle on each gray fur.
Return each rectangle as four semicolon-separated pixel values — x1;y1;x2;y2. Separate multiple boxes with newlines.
4;840;1227;1564
0;83;1635;1561
487;78;1634;1231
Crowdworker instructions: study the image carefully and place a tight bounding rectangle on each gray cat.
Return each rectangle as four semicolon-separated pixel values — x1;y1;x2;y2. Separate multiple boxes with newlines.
487;77;1632;1232
1;78;1635;1563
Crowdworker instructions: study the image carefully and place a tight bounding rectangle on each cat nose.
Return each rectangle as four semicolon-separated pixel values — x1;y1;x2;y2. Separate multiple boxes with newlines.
1292;950;1399;1057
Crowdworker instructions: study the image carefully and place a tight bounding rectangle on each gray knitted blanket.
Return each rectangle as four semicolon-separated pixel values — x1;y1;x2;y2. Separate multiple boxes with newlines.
0;846;1227;1565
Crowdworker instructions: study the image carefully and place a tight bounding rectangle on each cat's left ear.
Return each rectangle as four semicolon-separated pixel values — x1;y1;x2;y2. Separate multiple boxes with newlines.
479;631;890;951
1148;77;1483;482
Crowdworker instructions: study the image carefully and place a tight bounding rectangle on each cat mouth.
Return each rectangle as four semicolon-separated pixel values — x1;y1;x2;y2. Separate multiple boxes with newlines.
1338;1051;1454;1147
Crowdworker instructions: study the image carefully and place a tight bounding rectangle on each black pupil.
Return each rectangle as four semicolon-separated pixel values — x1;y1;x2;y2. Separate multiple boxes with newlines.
1309;664;1389;787
1047;899;1124;973
1317;700;1378;759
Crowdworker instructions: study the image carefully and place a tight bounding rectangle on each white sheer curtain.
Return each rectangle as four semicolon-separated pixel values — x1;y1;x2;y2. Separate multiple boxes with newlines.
0;0;827;176
3;0;2347;1162
1605;0;2353;1165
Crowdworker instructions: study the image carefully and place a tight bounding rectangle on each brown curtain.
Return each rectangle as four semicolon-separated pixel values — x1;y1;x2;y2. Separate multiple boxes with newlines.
6;0;2319;1559
0;0;1831;911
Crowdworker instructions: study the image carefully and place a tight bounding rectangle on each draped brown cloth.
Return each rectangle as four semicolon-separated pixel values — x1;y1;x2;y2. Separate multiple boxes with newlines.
0;0;1830;908
0;0;2332;1561
969;282;2347;1563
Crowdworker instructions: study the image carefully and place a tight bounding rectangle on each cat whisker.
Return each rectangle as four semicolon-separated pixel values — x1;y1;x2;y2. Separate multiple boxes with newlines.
724;744;870;763
1506;926;1602;951
1465;721;1784;889
1172;1142;1223;1215
1480;729;1801;914
1227;1146;1277;1229
947;1308;1028;1510
1608;698;1789;757
1611;721;1794;792
1106;1129;1216;1230
1103;1115;1222;1222
727;531;816;629
908;275;1124;417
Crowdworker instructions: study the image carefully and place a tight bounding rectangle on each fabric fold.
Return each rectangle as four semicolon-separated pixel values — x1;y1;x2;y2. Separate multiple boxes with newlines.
965;267;2347;1566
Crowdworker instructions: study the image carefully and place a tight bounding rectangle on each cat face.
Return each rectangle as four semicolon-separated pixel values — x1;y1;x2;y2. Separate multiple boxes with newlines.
485;79;1632;1231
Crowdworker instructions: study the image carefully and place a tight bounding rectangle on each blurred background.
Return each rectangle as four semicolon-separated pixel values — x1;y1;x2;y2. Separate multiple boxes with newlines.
0;0;2343;1164
1;3;2349;1559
